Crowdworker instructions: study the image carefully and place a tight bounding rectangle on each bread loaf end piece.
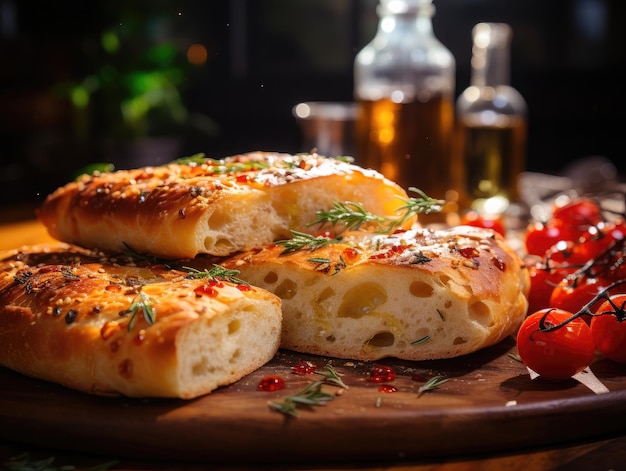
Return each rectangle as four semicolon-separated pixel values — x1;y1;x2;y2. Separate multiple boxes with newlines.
0;244;282;398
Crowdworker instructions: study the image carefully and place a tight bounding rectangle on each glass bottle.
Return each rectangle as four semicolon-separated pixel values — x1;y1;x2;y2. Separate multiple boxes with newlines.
353;0;455;202
454;22;527;214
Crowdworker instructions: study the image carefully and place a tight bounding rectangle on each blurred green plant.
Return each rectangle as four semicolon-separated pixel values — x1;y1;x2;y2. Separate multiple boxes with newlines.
55;19;217;141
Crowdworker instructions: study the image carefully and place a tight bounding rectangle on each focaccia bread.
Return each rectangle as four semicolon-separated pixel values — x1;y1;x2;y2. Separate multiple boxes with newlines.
209;226;529;361
0;243;282;398
37;152;412;259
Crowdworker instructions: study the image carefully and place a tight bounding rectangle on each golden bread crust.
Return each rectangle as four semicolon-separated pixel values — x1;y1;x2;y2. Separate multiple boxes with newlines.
0;243;282;398
37;152;412;259
208;226;530;361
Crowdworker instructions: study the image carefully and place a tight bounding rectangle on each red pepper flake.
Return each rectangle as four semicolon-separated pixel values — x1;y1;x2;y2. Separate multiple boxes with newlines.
458;247;480;259
369;245;408;260
257;375;285;392
118;358;133;379
369;364;396;383
236;174;249;184
237;284;253;292
491;256;506;271
342;247;360;264
292;361;317;375
378;384;398;393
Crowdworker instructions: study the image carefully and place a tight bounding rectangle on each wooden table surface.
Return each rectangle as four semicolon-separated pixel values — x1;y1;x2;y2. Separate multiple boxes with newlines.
1;215;626;471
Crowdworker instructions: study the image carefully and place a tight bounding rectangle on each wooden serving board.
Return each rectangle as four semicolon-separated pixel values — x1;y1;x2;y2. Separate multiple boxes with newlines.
2;341;626;467
2;220;626;467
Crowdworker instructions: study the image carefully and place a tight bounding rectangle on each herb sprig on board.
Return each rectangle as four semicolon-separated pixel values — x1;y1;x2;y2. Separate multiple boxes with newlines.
269;365;348;416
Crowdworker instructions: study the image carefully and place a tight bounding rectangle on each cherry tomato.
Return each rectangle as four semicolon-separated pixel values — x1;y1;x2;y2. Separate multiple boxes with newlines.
516;308;595;380
524;220;579;257
526;264;571;315
552;197;603;230
460;211;505;237
606;252;626;283
549;276;613;320
544;239;591;267
591;294;626;364
576;220;626;263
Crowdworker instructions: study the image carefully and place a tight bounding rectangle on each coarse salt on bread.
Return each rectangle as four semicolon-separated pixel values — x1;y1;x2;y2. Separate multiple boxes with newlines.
37;152;412;259
207;226;529;361
0;243;282;398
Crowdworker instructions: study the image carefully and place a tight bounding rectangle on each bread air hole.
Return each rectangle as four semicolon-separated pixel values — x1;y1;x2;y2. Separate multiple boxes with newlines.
275;278;297;300
263;271;278;284
409;280;434;298
469;299;492;326
204;236;236;254
365;331;395;348
338;282;387;319
228;319;241;335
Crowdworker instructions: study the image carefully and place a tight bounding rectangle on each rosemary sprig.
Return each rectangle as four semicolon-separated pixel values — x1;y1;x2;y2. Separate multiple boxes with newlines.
417;375;449;397
306;187;444;235
184;265;249;285
268;381;334;417
268;365;348;416
411;335;431;345
124;292;155;331
390;187;445;231
315;364;349;390
307;201;388;231
275;230;341;254
171;153;270;173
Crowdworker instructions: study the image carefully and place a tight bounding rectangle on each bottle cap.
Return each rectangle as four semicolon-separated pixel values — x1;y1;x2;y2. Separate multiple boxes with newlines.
378;0;434;16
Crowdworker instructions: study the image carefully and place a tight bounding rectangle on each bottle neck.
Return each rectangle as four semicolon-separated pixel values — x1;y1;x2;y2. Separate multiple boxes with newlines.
470;23;512;88
376;1;435;36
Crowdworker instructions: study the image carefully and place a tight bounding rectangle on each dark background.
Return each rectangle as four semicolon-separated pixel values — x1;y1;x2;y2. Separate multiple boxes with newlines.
0;0;624;213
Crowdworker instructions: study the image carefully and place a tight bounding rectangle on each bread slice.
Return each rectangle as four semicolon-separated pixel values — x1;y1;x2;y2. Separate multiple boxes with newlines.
208;226;529;361
0;243;282;398
37;152;412;259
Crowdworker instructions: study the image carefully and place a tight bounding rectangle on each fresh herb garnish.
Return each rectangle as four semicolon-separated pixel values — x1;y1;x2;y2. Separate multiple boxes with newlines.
275;230;342;254
73;162;115;180
268;365;348;416
184;265;249;285
411;335;431;345
171;152;208;165
268;381;334;417
307;201;388;231
314;364;349;389
391;187;445;230
122;292;155;331
172;153;270;173
417;375;449;397
307;187;444;235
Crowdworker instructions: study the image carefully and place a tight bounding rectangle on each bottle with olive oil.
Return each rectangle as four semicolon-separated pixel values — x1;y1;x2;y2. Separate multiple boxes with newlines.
354;0;456;203
455;23;527;214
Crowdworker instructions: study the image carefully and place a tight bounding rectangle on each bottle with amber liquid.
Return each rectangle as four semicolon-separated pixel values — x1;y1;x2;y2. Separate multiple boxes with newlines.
353;0;455;202
455;23;527;214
